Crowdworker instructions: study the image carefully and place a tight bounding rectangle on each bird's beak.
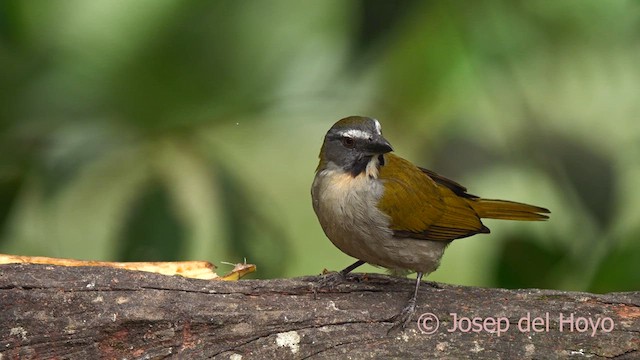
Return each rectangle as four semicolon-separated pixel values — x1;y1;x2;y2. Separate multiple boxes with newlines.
366;136;393;154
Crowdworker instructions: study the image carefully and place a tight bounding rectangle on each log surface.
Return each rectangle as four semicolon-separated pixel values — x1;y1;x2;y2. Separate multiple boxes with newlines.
1;263;638;359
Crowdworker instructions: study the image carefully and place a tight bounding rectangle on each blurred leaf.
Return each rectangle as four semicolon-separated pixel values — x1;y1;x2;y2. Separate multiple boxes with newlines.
532;130;616;230
0;176;22;243
36;123;129;198
428;136;502;181
117;181;186;261
352;0;416;56
589;235;640;293
110;1;348;129
215;164;290;279
375;1;470;120
494;234;566;289
0;1;24;46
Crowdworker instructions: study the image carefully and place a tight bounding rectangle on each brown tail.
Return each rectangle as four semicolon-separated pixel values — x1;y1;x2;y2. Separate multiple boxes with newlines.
468;199;550;221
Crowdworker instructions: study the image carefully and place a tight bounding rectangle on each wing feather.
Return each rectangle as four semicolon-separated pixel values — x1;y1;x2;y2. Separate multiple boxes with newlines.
378;154;487;242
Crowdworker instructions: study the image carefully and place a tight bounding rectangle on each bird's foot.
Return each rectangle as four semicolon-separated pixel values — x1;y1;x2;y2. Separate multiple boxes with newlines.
388;297;417;335
318;270;347;288
312;270;347;299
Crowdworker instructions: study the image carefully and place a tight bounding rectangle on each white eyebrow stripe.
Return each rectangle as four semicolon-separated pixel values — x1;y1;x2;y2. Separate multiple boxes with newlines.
373;118;382;135
341;129;372;139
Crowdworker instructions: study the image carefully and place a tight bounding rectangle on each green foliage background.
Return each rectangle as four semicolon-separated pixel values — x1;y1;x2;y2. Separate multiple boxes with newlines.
1;1;638;291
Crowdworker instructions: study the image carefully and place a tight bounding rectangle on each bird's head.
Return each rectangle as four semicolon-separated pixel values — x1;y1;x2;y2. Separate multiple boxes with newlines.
318;116;394;177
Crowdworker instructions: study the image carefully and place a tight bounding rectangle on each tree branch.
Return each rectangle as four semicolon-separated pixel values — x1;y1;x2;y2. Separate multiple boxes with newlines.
1;264;638;359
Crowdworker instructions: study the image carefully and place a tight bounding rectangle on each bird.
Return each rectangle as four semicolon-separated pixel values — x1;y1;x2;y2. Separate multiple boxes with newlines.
311;115;550;330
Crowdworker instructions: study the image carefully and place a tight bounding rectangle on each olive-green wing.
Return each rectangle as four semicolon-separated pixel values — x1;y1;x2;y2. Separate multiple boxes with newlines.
377;154;488;241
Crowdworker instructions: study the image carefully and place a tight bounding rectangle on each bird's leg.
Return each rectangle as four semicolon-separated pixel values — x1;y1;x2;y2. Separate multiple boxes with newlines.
313;260;365;298
338;259;366;278
389;272;423;333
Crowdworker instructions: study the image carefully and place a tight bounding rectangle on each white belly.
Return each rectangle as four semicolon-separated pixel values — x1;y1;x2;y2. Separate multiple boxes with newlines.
312;167;447;274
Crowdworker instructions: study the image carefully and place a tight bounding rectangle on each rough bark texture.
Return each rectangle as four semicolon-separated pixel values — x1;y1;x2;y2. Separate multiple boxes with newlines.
1;264;638;359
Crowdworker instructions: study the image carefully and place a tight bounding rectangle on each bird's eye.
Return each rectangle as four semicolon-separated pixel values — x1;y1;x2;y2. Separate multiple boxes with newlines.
341;136;355;148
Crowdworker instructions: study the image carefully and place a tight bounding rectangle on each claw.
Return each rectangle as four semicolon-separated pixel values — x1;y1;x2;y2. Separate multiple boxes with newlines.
312;271;347;299
388;297;417;334
311;260;365;299
387;271;424;335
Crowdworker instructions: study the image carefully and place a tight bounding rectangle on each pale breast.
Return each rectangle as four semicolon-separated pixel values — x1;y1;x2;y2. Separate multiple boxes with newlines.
311;167;391;263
